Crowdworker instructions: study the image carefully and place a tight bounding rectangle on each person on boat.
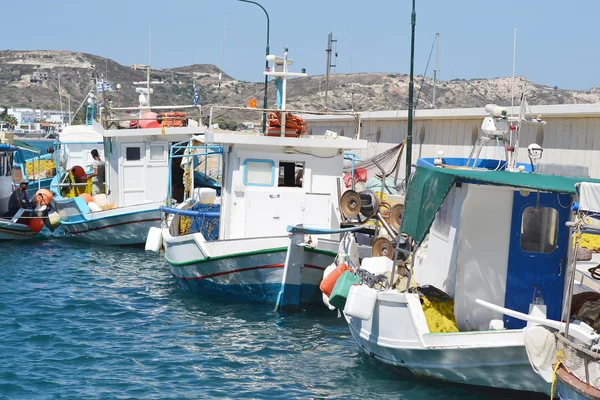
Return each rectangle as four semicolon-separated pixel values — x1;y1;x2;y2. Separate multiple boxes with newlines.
4;180;33;218
90;149;105;196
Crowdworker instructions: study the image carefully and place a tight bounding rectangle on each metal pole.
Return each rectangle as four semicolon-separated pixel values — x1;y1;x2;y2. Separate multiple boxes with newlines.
325;33;332;111
405;0;416;184
238;1;269;133
432;32;439;109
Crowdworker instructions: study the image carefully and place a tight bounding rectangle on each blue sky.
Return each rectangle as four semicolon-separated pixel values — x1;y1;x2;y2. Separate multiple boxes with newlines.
5;1;600;90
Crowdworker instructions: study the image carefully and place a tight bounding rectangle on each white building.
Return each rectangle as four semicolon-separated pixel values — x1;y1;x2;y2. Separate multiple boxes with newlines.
6;107;67;133
304;103;600;180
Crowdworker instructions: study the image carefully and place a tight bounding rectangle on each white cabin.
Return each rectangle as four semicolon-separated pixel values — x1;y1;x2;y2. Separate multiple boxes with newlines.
207;130;368;240
102;126;205;207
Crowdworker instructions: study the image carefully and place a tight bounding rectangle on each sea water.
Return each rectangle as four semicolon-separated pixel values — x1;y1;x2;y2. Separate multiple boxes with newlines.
0;236;546;400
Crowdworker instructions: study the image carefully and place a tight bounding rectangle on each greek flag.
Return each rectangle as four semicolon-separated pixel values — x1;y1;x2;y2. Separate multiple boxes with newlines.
193;82;199;106
96;79;104;93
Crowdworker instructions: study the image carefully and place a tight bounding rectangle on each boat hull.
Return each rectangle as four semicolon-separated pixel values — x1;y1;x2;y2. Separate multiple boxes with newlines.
0;219;38;240
56;199;161;245
345;291;550;394
164;231;334;305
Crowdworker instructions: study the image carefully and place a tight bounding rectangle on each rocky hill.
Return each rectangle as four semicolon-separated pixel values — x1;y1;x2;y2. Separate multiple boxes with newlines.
1;50;599;121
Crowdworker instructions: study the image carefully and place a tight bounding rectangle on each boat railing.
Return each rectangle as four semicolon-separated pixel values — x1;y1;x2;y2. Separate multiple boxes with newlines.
102;104;203;128
167;137;224;205
208;105;361;138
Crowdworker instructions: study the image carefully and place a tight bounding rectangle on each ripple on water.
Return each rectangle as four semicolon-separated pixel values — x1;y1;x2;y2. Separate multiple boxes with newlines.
0;235;546;400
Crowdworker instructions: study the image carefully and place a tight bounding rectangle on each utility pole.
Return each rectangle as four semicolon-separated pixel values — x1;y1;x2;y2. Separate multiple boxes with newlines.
324;32;337;111
432;32;439;109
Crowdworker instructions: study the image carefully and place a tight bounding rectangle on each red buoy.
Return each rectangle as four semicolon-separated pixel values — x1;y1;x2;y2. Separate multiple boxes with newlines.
28;217;45;233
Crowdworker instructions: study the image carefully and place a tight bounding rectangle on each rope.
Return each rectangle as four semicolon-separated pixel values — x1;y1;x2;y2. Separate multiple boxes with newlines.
355;268;388;290
343;142;404;174
551;360;561;399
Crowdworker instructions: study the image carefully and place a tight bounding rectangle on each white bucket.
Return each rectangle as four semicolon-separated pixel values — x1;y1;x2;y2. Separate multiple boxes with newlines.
145;227;162;253
195;188;217;204
88;202;103;212
93;194;108;207
344;285;377;320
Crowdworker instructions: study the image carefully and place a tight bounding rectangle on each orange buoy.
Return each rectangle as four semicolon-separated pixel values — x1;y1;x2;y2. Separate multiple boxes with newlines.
71;165;87;183
35;189;54;207
140;112;161;129
28;217;45;233
319;263;351;297
79;193;93;204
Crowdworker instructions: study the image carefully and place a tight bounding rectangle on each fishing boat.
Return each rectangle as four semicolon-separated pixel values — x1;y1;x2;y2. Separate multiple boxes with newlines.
50;73;206;246
0;143;45;240
151;48;368;309
323;99;600;395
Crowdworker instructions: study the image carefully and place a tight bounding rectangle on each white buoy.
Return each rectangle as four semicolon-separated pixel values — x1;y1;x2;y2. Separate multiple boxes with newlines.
145;227;162;253
88;202;103;212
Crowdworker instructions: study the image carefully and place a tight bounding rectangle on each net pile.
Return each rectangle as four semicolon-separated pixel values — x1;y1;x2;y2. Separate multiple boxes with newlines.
556;332;600;389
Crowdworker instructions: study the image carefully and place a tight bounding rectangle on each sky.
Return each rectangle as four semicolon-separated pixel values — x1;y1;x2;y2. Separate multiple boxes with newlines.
4;1;600;90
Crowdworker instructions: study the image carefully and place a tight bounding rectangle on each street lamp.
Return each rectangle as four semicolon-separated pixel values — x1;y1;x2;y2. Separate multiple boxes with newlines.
238;0;269;133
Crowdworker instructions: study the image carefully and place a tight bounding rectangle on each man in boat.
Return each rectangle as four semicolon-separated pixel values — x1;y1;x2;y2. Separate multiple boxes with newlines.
4;180;33;218
90;149;105;196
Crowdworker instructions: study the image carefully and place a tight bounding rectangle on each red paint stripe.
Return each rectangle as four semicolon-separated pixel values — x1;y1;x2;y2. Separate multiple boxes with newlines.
66;218;161;235
172;263;325;281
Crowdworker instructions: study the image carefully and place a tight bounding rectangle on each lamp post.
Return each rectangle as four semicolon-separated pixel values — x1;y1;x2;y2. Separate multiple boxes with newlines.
405;0;416;184
238;0;269;133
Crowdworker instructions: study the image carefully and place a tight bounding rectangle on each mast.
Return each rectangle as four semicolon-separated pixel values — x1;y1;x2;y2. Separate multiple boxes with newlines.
432;32;439;109
405;0;416;184
148;17;151;108
324;32;336;111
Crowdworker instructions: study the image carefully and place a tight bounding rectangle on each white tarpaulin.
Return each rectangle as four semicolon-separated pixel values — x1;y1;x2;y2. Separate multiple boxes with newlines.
579;182;600;213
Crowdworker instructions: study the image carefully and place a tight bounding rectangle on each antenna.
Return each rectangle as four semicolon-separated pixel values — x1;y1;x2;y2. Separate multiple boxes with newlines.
58;74;63;117
432;32;439;109
511;28;517;117
348;25;355;110
148;17;151;108
105;41;108;82
218;13;229;102
324;32;337;111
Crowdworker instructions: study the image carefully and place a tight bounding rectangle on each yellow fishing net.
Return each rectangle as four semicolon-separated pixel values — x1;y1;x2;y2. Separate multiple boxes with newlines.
421;296;459;333
579;234;600;252
61;172;93;198
179;216;191;236
25;160;56;179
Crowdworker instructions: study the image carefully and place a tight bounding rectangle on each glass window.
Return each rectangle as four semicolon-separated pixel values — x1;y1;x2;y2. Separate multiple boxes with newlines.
244;159;274;186
126;147;141;161
521;206;559;253
150;145;164;161
278;161;304;187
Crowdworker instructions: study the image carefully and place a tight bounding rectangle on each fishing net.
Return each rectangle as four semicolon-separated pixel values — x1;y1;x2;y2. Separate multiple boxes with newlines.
343;142;405;177
555;332;600;390
178;203;220;241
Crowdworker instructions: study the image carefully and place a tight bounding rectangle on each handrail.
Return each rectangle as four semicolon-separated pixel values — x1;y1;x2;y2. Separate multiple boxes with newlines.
160;206;220;219
286;223;369;235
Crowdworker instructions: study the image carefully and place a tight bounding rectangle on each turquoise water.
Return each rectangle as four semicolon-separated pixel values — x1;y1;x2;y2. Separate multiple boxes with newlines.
0;235;546;400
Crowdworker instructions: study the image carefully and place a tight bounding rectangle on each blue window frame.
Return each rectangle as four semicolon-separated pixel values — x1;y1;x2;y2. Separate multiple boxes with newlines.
243;159;275;187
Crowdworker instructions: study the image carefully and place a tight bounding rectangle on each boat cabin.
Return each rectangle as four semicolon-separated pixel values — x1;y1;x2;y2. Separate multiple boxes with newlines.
101;125;205;207
205;129;368;240
406;158;600;331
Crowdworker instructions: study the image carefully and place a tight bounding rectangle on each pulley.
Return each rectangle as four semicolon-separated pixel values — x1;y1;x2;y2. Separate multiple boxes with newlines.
372;236;394;260
390;203;404;232
340;190;361;219
359;190;379;219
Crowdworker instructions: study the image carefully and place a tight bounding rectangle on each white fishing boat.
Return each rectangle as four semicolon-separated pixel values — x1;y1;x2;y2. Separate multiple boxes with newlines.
0;143;45;240
51;73;206;246
331;100;600;395
151;48;368;309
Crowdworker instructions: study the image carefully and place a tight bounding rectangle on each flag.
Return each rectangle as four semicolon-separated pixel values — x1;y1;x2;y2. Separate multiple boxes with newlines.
96;79;104;93
193;82;199;106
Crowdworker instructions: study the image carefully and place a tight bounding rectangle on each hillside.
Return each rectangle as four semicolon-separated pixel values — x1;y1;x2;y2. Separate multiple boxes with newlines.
1;50;599;120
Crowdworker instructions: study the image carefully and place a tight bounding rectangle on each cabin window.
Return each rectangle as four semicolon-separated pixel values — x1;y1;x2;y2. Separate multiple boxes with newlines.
150;144;165;162
431;188;455;240
520;206;559;253
126;147;141;161
244;159;275;186
278;161;304;187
